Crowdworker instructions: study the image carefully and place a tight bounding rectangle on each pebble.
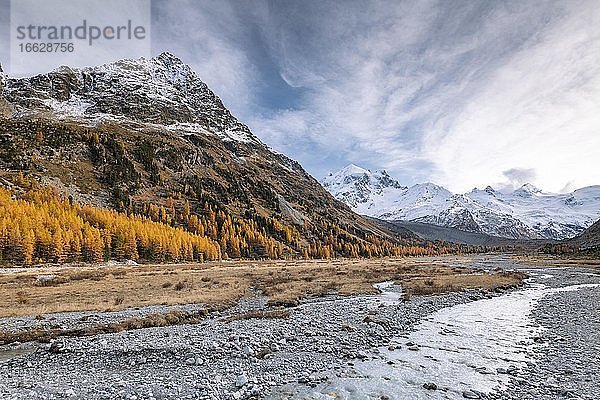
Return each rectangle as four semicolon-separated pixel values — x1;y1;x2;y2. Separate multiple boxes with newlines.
462;390;480;399
235;374;248;388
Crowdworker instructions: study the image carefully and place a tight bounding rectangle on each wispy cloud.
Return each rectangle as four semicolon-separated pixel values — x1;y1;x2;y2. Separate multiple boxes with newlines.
501;168;537;191
424;0;600;192
152;0;260;117
230;0;596;191
19;0;595;193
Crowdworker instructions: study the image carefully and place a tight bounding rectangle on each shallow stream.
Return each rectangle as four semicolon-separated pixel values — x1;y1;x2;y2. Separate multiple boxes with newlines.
285;275;598;399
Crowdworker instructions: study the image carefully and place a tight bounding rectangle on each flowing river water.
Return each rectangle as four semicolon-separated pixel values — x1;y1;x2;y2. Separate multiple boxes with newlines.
282;268;599;400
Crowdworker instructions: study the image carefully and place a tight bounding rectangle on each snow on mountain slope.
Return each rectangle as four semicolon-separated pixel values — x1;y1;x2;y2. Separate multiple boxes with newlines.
3;52;258;144
322;165;600;240
2;54;413;254
467;184;600;239
322;164;407;208
322;166;480;232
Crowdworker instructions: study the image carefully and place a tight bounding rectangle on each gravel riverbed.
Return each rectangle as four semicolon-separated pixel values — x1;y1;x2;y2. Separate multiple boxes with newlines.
0;255;598;400
485;267;600;400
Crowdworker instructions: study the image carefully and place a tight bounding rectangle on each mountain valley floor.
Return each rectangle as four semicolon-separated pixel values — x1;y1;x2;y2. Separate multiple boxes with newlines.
0;257;523;318
0;255;598;399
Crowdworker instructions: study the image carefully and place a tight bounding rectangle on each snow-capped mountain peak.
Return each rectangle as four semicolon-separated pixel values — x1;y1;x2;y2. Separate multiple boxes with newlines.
484;186;496;195
337;163;369;176
321;164;407;208
2;52;258;144
513;183;543;197
322;165;600;240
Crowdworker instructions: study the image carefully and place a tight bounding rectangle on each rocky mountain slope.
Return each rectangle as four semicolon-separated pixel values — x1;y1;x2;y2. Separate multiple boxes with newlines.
0;53;434;260
377;219;522;247
322;165;600;240
569;219;600;250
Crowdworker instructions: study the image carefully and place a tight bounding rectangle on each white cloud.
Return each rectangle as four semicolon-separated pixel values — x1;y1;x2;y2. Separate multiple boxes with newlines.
425;0;600;192
151;0;600;191
243;0;451;180
152;0;258;119
500;168;537;191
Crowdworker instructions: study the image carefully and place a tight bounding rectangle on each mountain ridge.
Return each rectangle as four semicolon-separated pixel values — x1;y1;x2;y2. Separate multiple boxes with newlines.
0;53;451;261
3;52;258;143
569;218;600;251
322;164;600;240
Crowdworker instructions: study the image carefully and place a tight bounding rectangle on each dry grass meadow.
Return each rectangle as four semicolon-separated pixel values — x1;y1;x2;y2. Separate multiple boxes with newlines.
513;255;600;268
0;257;525;318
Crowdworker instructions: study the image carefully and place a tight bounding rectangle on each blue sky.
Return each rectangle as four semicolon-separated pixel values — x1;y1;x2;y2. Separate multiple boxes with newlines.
2;0;600;193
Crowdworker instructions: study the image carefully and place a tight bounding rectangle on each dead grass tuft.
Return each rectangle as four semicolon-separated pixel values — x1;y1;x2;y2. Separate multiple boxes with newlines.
0;309;207;345
15;291;28;304
402;270;526;296
68;270;108;282
224;308;290;323
113;295;124;306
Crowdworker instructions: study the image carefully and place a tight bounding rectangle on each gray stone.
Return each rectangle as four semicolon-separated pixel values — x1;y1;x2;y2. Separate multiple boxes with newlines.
235;374;248;388
462;390;480;399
